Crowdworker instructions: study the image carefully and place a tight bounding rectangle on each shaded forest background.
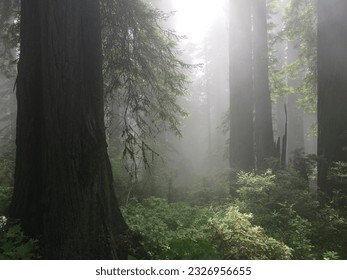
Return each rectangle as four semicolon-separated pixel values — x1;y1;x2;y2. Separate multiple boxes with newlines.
0;0;347;259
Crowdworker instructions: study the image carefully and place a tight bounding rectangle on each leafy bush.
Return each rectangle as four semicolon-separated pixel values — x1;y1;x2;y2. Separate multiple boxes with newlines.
0;223;39;260
0;141;15;186
268;206;314;259
210;206;291;260
233;168;347;259
0;141;14;216
122;197;216;259
159;238;219;260
123;197;292;260
327;161;347;210
310;205;347;259
322;251;339;260
121;163;347;260
0;185;12;215
234;169;316;258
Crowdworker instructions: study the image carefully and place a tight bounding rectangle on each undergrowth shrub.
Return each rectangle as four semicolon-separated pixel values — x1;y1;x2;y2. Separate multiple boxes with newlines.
161;238;219;260
327;161;347;210
210;206;291;260
0;141;14;216
233;168;347;259
310;205;347;259
122;197;215;259
0;141;15;187
0;220;39;260
122;197;292;260
0;185;12;215
234;169;315;259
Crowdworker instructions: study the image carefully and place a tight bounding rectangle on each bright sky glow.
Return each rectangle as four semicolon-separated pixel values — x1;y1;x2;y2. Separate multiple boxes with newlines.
172;0;227;43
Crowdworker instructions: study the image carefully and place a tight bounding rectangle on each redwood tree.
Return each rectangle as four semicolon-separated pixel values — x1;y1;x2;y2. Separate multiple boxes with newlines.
317;0;347;195
10;0;128;259
229;0;254;170
252;0;275;170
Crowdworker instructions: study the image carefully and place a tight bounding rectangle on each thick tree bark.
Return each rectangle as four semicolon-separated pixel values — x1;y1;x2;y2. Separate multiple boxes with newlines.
317;0;347;195
229;0;254;170
11;0;128;259
252;0;275;170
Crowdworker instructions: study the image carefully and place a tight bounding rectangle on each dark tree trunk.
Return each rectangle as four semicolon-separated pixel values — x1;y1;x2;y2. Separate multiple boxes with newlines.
252;0;275;170
317;0;347;195
10;0;128;259
286;43;305;162
281;104;288;168
229;0;254;170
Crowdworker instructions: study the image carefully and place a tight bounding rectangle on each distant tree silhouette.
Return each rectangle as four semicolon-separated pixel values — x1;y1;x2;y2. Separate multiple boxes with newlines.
317;0;347;195
229;0;254;170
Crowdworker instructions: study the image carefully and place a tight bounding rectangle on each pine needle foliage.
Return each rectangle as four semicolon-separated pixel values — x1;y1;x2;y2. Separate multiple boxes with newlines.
101;0;192;174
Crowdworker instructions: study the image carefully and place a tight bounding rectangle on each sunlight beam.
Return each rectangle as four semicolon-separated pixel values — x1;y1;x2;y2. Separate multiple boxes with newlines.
172;0;227;43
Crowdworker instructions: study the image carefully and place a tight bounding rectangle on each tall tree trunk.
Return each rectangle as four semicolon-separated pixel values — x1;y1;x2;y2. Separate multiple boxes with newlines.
317;0;347;195
10;0;128;259
281;104;288;168
252;0;275;170
229;0;254;170
286;42;305;162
